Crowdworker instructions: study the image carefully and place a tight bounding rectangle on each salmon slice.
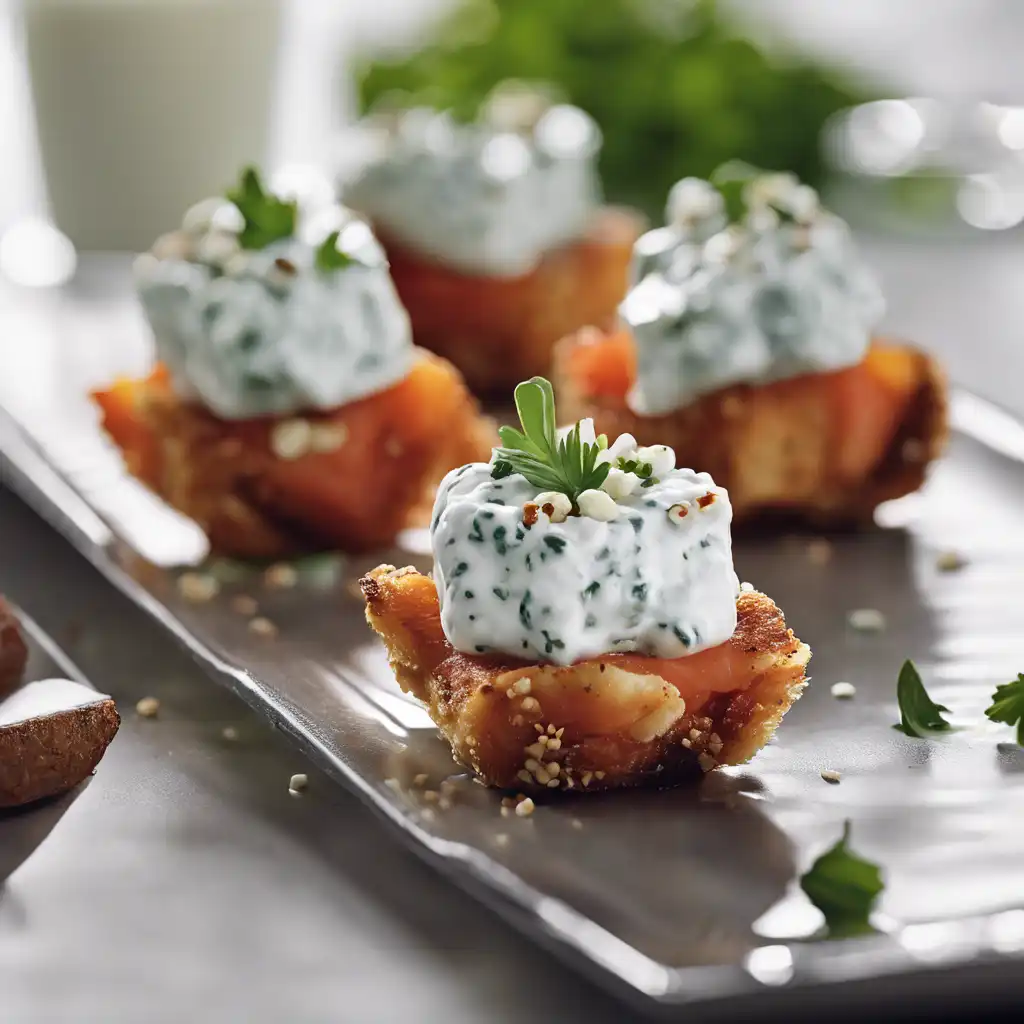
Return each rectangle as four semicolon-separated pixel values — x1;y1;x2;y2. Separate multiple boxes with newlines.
361;565;810;792
93;352;495;559
376;207;643;396
555;329;948;526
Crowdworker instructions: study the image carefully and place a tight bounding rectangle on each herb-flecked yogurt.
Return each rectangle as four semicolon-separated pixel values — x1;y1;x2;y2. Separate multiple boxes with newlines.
431;453;739;667
344;90;602;278
135;206;414;420
622;173;885;416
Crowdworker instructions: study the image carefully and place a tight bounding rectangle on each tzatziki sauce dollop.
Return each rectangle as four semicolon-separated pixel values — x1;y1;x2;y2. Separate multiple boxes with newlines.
135;202;414;421
622;172;885;416
343;87;602;278
430;429;739;666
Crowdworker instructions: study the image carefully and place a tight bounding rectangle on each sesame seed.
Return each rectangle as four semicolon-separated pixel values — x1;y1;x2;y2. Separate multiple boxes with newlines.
581;772;593;787
697;753;716;772
221;725;239;741
821;769;842;784
309;422;349;454
270;418;313;460
546;724;556;735
513;678;532;695
516;769;533;784
534;724;544;734
135;696;161;718
288;773;308;794
555;727;564;739
525;743;546;760
546;762;560;777
505;689;515;698
494;833;509;847
177;571;220;603
264;562;298;589
536;735;549;748
848;608;886;632
524;758;541;773
739;581;755;593
681;737;692;749
248;616;278;638
230;594;259;616
689;728;701;742
547;738;561;751
806;539;833;566
413;773;429;787
831;681;857;699
533;766;551;785
515;798;535;817
546;778;560;788
936;550;965;572
520;696;540;712
571;819;583;830
594;771;605;780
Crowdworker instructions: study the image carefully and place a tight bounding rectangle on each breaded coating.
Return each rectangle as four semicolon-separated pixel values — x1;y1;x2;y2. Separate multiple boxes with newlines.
554;331;948;526
361;565;809;792
377;208;642;396
93;352;495;559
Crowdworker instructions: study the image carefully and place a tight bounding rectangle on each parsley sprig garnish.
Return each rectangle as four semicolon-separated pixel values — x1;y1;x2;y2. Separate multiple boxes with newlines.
491;377;609;503
226;167;297;250
800;821;884;938
894;659;952;737
985;673;1024;745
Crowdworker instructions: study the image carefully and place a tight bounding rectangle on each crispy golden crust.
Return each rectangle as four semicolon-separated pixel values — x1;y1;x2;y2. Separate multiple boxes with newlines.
377;207;643;396
554;336;948;527
361;565;809;792
94;351;495;559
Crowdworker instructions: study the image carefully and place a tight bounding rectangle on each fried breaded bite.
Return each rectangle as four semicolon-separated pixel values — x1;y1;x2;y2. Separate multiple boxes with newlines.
377;208;642;397
361;565;809;792
93;352;495;559
554;330;948;526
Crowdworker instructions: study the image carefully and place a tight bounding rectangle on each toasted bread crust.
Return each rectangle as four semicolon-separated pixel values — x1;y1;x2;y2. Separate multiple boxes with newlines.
554;335;948;527
361;565;809;792
377;207;642;396
94;351;495;559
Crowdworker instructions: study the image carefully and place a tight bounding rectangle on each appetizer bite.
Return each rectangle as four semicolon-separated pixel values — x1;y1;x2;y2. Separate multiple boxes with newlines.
94;168;493;559
362;378;809;793
555;169;948;525
343;84;641;395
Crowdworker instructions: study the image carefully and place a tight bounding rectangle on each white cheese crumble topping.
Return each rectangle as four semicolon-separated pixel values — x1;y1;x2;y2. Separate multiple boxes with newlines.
430;437;739;666
622;172;885;415
136;207;413;420
343;89;602;278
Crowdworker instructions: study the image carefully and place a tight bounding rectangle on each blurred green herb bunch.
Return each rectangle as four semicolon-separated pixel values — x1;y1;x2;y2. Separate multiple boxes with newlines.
355;0;872;220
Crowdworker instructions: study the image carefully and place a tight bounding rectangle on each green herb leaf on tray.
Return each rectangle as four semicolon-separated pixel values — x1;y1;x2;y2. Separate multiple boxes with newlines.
315;231;360;273
226;167;297;251
492;377;609;503
799;821;884;939
985;673;1024;745
894;659;952;737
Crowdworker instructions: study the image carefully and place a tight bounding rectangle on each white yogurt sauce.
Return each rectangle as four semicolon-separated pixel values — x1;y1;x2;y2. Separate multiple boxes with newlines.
622;173;885;416
135;205;414;420
343;96;602;278
430;436;739;667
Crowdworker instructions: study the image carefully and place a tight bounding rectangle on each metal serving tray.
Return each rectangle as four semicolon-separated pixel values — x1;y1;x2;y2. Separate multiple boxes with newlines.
1;272;1022;1014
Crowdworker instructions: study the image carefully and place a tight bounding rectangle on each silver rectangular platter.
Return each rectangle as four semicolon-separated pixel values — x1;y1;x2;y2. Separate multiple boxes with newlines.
2;271;1023;1013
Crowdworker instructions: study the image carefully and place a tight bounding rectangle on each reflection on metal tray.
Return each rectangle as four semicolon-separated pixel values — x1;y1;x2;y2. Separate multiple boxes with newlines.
0;304;1023;1012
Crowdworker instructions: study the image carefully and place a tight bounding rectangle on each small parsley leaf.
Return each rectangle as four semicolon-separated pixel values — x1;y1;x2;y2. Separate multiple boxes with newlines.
491;377;609;503
799;821;884;938
985;673;1024;745
315;230;360;273
226;166;296;250
894;659;952;737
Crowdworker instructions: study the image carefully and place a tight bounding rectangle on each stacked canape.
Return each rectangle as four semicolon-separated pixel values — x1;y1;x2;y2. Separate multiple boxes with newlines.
362;378;809;792
344;84;642;395
94;168;493;559
555;169;948;525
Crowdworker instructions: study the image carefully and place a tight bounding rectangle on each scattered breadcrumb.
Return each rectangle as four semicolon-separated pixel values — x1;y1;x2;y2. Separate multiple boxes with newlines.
248;616;278;638
230;594;259;616
936;550;965;573
288;773;308;794
831;681;857;699
515;797;536;818
221;725;239;741
177;571;220;603
820;769;842;784
848;608;886;632
135;696;161;718
264;563;298;589
806;539;833;566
